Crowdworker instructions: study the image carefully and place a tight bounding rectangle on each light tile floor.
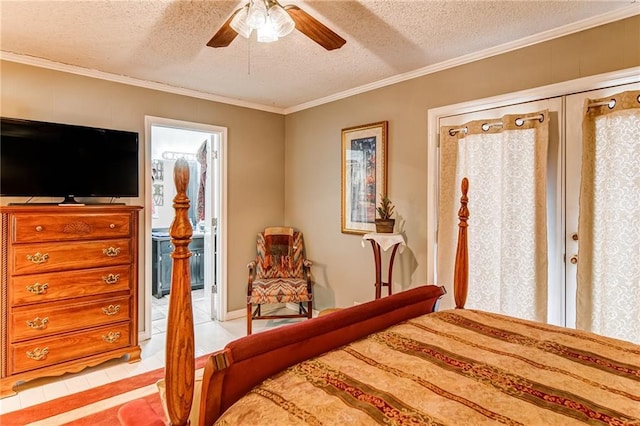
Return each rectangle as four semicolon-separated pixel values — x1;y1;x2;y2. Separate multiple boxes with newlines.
0;290;302;415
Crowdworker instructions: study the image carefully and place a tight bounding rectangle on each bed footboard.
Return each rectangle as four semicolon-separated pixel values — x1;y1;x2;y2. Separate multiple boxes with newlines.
199;284;445;425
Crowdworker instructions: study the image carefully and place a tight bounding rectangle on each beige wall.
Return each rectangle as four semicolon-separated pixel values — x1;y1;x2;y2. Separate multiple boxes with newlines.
1;16;638;316
284;15;640;310
0;60;286;314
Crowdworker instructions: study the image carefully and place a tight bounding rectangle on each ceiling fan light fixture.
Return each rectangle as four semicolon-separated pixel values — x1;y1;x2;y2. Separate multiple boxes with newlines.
257;15;278;42
229;6;252;38
246;0;268;30
209;0;346;50
269;4;295;37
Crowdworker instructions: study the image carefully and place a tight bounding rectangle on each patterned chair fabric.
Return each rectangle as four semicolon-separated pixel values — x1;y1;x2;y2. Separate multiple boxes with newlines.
249;278;311;304
247;227;313;334
255;228;304;279
248;227;312;305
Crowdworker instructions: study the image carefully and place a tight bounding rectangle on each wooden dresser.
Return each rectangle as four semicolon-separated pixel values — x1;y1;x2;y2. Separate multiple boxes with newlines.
0;205;142;397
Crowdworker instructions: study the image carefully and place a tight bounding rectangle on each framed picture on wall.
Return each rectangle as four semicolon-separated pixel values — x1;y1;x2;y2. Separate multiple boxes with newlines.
151;159;164;182
341;121;388;234
153;183;164;206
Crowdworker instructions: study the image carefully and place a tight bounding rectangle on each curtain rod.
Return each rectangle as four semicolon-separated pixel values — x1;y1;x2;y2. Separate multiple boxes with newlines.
587;99;616;110
587;94;640;110
448;113;544;136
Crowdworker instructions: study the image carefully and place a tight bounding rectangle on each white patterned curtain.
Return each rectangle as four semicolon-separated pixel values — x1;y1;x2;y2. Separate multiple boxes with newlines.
438;111;549;322
577;90;640;343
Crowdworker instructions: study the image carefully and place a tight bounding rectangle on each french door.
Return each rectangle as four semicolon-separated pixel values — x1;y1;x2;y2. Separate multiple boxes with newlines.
565;82;640;338
437;81;639;334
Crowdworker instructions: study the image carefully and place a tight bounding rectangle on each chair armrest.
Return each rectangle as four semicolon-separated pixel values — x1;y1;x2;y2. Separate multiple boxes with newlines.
247;261;256;295
303;259;313;288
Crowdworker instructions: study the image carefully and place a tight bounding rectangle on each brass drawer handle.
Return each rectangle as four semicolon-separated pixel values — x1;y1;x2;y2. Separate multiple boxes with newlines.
26;316;49;330
102;247;121;257
35;225;43;232
26;347;49;361
26;282;49;295
26;252;49;264
102;331;121;343
102;304;121;316
109;224;116;229
102;274;120;285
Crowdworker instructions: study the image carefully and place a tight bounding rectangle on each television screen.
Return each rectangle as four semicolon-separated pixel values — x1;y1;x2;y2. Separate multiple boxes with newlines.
0;117;139;202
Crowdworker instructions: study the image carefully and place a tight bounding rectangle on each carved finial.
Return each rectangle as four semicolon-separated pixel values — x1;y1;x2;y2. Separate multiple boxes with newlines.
458;177;469;227
173;158;189;203
170;158;193;241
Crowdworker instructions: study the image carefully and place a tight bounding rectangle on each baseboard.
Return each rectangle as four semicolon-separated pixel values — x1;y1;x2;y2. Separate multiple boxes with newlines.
228;303;319;320
285;302;320;318
224;308;246;321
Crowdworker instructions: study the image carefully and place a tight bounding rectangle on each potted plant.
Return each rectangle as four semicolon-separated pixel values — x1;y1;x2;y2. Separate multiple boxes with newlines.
375;195;395;233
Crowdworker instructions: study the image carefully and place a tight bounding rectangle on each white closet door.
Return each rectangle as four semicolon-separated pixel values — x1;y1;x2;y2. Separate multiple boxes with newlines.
564;82;640;330
439;97;564;323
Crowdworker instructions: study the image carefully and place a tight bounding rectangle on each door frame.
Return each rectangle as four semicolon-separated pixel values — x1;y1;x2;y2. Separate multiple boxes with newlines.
426;66;640;309
141;116;228;341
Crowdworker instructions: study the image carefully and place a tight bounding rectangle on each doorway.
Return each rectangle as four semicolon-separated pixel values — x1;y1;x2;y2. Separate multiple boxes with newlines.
143;116;227;341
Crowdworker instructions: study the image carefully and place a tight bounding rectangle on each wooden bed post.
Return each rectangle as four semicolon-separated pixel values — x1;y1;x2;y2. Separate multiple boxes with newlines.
165;159;195;426
454;177;469;309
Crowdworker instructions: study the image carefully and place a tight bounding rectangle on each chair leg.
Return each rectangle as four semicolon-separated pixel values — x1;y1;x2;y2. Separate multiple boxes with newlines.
247;303;252;335
307;301;313;319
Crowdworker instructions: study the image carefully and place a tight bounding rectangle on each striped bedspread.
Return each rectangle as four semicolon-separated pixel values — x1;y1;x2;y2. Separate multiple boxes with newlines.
215;309;640;425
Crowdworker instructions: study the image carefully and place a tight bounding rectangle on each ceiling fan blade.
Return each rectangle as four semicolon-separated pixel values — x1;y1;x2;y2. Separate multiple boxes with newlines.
284;5;346;51
207;8;241;48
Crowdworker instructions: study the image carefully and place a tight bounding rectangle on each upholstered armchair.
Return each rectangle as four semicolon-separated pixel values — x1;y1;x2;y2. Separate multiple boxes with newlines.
246;227;313;334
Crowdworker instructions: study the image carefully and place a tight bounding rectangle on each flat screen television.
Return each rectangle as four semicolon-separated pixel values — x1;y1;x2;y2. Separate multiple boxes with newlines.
1;117;139;204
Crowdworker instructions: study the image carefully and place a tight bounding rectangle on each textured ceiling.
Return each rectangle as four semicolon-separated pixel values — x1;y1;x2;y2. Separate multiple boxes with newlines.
1;1;638;112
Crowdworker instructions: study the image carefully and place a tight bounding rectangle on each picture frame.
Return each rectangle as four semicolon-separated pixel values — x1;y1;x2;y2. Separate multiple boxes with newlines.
151;159;164;182
341;121;388;234
152;183;164;206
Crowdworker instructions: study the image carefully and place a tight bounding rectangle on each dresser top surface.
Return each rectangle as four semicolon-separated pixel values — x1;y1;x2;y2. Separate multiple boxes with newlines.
1;205;143;214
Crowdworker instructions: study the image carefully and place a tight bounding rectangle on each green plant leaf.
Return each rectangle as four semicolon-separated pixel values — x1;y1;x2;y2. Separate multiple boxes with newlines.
377;194;394;219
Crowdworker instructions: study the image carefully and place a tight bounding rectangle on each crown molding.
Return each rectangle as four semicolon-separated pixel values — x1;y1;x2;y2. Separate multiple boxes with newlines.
0;51;285;115
1;4;638;116
284;4;640;114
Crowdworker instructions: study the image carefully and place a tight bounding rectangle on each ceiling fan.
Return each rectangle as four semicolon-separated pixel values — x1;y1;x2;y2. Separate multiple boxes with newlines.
207;0;346;50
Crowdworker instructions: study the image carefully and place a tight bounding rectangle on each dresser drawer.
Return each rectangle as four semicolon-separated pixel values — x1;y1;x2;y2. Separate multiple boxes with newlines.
10;265;131;306
11;295;131;342
12;213;131;243
12;239;131;275
9;322;132;374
